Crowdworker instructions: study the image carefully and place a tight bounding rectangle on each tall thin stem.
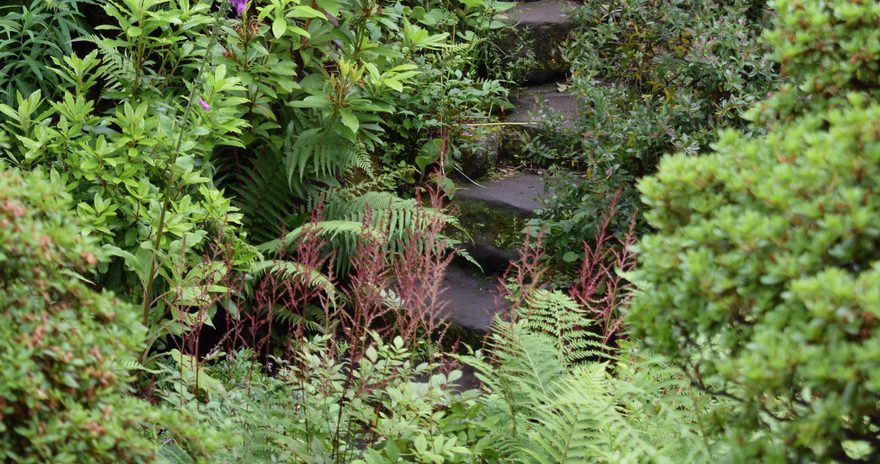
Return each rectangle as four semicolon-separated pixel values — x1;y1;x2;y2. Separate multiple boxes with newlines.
141;2;228;325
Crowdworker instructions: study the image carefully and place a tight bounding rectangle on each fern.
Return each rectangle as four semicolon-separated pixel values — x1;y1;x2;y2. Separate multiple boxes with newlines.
521;289;607;364
521;364;611;464
259;220;380;251
215;383;311;463
348;142;376;177
322;191;447;244
87;34;137;99
112;357;161;374
248;259;337;303
284;124;356;188
466;319;566;457
260;189;468;273
484;320;566;403
228;149;308;243
225;113;357;244
470;294;717;463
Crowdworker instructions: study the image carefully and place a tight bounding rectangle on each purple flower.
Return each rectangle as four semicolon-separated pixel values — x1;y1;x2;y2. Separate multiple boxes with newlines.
231;0;247;16
199;98;210;112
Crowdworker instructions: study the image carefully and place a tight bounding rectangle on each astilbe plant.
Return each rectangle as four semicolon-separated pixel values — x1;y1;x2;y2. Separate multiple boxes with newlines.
498;192;637;353
388;188;456;347
568;186;637;345
233;206;338;358
498;226;549;314
215;186;469;462
206;184;460;361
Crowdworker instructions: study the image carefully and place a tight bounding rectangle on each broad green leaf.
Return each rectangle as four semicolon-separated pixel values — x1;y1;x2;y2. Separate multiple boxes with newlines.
272;17;286;38
339;109;359;133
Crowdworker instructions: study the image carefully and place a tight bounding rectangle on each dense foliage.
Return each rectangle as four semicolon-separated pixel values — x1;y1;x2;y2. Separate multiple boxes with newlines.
630;0;880;461
565;0;776;172
1;0;878;461
0;166;221;462
529;0;780;269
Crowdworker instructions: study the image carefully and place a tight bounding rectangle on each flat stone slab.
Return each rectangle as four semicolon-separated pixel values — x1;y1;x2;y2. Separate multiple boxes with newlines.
456;173;544;217
508;0;574;25
497;0;576;84
440;265;504;331
506;83;578;128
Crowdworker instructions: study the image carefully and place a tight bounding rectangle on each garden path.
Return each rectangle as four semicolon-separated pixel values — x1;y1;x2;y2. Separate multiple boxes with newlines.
439;0;578;333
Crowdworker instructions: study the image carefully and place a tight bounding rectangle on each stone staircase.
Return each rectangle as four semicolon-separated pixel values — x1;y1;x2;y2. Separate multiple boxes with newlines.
496;0;577;85
439;0;579;333
441;173;545;331
499;0;579;128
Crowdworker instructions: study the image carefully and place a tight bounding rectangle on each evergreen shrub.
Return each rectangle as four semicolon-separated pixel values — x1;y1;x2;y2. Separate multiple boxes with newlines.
630;0;880;460
0;167;220;462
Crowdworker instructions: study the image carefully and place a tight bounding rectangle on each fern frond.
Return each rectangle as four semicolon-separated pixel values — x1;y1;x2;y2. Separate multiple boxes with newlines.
284;125;356;188
111;357;161;374
258;219;384;274
522;289;609;364
482;319;566;409
260;220;383;251
521;364;612;464
229;149;305;243
322;191;446;244
248;259;337;305
263;189;464;273
472;312;715;463
347;143;375;177
86;35;135;98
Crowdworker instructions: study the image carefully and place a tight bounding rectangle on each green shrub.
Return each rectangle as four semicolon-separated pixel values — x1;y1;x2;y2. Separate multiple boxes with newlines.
630;1;880;459
527;0;779;270
750;0;880;125
632;98;880;460
766;0;880;102
564;0;778;174
0;167;221;462
530;167;641;268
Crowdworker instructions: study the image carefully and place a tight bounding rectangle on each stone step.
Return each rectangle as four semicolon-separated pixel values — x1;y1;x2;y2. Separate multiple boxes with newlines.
456;173;544;217
497;0;577;85
505;83;578;128
452;173;544;274
440;265;505;332
455;84;578;179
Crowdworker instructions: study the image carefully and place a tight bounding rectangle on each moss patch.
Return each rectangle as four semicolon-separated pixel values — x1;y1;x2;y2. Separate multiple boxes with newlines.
451;199;528;252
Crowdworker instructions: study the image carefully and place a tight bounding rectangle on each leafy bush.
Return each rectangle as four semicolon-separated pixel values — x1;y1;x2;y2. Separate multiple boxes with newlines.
630;1;880;460
767;0;880;100
530;167;641;267
564;0;777;172
750;0;880;124
525;0;779;270
155;336;487;463
0;0;252;347
0;166;222;462
0;0;92;104
633;98;880;462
